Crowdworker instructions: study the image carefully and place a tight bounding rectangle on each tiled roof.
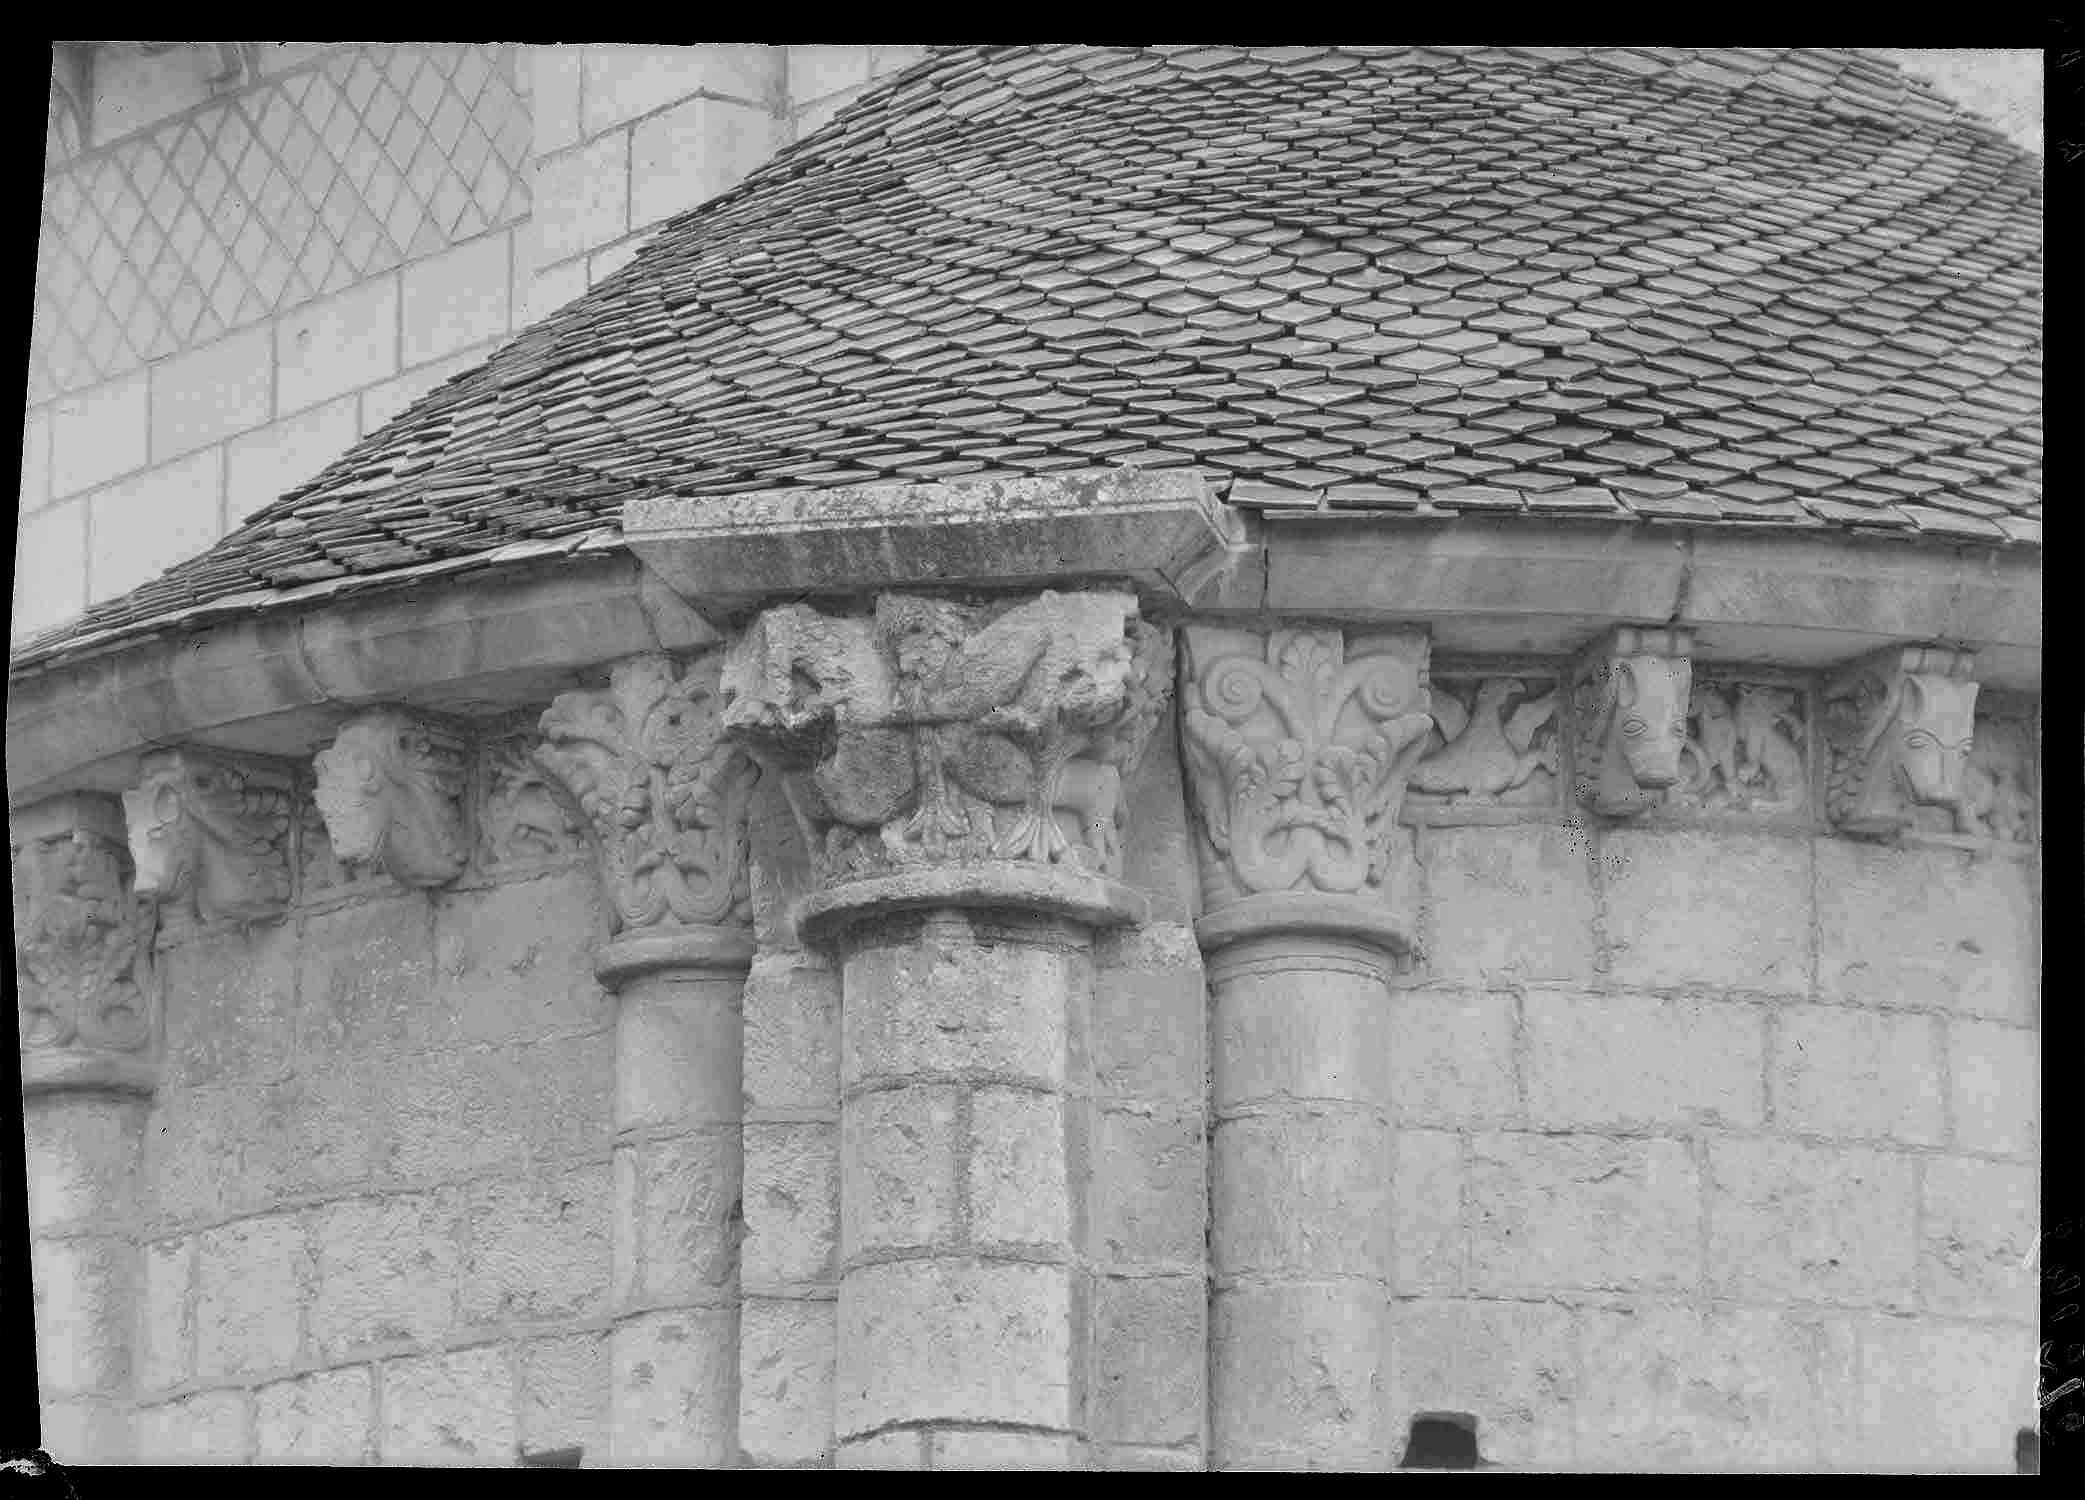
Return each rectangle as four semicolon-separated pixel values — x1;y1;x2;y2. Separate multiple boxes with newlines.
15;45;2041;671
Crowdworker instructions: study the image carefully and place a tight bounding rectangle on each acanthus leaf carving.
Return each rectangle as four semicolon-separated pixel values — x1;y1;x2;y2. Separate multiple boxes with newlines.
1822;646;1979;838
1181;624;1433;908
311;708;469;888
13;799;156;1058
536;652;760;935
122;747;295;924
721;590;1169;889
1571;627;1693;817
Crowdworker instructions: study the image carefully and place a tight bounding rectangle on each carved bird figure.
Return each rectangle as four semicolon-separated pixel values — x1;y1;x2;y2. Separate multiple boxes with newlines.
1411;679;1558;801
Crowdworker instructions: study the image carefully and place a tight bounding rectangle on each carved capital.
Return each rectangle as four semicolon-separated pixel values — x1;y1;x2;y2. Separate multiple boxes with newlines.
312;709;469;888
13;795;156;1072
1180;625;1433;917
1571;626;1694;817
1822;645;1979;837
122;748;295;925
537;652;760;942
721;590;1171;900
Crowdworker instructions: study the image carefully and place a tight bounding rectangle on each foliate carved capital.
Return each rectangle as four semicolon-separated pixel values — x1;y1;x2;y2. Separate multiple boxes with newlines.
13;795;156;1063
536;653;761;937
1571;626;1694;817
312;709;470;888
1180;625;1433;911
720;590;1171;892
1822;646;1979;837
122;748;295;924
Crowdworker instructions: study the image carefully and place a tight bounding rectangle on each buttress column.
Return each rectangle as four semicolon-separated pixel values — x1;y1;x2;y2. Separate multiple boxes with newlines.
537;653;762;1466
721;589;1171;1470
1179;625;1434;1471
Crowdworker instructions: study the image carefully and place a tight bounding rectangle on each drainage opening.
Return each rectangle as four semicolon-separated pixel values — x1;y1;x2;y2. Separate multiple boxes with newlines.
1401;1411;1481;1469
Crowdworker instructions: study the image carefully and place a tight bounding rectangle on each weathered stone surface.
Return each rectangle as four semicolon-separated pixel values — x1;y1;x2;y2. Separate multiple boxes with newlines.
1386;1297;1578;1470
1211;1282;1391;1468
13;795;155;1063
1467;1133;1700;1294
1213;1111;1391;1277
1856;1317;2036;1471
1522;988;1765;1131
30;1235;135;1395
1600;829;1811;993
380;1343;518;1466
614;972;741;1133
123;747;296;925
137;1389;250;1463
142;1076;302;1224
310;1190;463;1360
195;1213;309;1379
293;896;438;1062
742;1122;839;1286
1421;823;1596;983
140;1235;194;1393
158;923;297;1087
1092;928;1206;1103
633;1129;741;1303
1948;1018;2039;1157
1116;716;1200;923
742;954;841;1110
1769;1004;1944;1144
1393;1130;1464;1294
843;929;1082;1087
1920;1156;2037;1320
518;1332;608;1461
1091;1106;1202;1266
1211;958;1394;1108
835;1429;926;1469
738;1298;836;1466
835;1259;1074;1435
463;1166;612;1324
1387;988;1518;1125
1094;1443;1205;1471
841;1087;959;1257
1815;841;2037;1021
1821;645;1979;837
312;709;470;888
1093;1274;1204;1448
256;1366;375;1462
1704;1139;1918;1308
429;873;609;1047
1666;675;1814;817
929;1429;1085;1469
606;1309;730;1462
23;1091;147;1230
971;1086;1073;1248
380;1031;612;1184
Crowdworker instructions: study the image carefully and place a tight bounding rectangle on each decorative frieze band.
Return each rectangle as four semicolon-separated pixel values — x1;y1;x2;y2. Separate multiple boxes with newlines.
1821;645;1981;839
1570;626;1695;818
312;708;471;888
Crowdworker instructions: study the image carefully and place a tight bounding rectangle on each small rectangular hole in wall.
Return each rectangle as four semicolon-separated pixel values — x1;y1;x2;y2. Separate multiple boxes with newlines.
519;1446;583;1468
1401;1411;1482;1469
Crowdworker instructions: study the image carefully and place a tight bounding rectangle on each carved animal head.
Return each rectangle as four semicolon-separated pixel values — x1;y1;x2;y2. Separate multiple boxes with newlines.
1889;672;1978;808
313;711;467;884
1609;654;1691;789
122;761;189;903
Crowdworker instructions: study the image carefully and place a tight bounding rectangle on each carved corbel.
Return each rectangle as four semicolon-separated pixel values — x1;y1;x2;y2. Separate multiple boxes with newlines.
537;653;761;953
1822;645;1979;838
121;748;295;925
13;795;157;1086
1570;626;1694;817
1180;624;1434;924
312;709;470;888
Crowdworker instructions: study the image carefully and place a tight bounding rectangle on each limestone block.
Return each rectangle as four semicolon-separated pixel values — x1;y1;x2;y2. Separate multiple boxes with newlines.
1115;714;1200;924
615;974;741;1133
788;44;873;103
1385;1297;1578;1470
21;402;50;514
525;258;590;327
930;1430;1085;1469
583;44;780;134
843;933;1082;1087
533;133;630;264
835;1259;1075;1435
196;1213;309;1379
137;1389;250;1463
140;1235;194;1393
1387;988;1519;1126
293;896;438;1063
30;1235;135;1395
1856;1317;2037;1471
310;1190;463;1359
381;1030;612;1183
1212;966;1393;1110
430;873;610;1048
632;96;784;230
588;235;646;285
1816;841;2037;1021
13;498;86;637
23;1091;145;1230
1768;1004;1944;1144
1212;1110;1390;1278
1949;1018;2039;1157
841;1086;959;1257
225;396;360;529
1467;1133;1701;1295
1092;1274;1204;1448
1574;1304;1859;1469
255;1366;375;1462
972;1087;1075;1249
1211;1282;1391;1468
87;446;224;602
463;1166;612;1323
835;1429;926;1469
1705;1139;1917;1308
519;1331;608;1461
738;1298;835;1465
41;1400;136;1464
50;370;148;497
150;325;273;461
359;338;504;434
530;47;583;153
402;230;514;367
1920;1156;2037;1319
742;954;840;1111
276;274;401;415
1421;823;1597;983
1091;1105;1202;1267
1092;925;1206;1103
141;1076;301;1225
632;1128;742;1302
1600;829;1811;993
380;1343;518;1465
1094;1443;1206;1471
1392;1129;1464;1294
794;86;863;140
1522;988;1765;1131
609;1307;738;1463
159;923;298;1088
742;1122;839;1285
279;1058;388;1198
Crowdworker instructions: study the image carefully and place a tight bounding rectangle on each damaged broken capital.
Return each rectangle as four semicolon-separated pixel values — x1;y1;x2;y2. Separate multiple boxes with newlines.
720;589;1172;887
13;801;155;1057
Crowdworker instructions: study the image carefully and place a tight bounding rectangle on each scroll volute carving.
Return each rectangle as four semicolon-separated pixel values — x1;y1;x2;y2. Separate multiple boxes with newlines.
1180;625;1434;909
1571;626;1694;817
122;748;295;924
1823;646;1980;837
720;589;1171;887
312;709;470;888
536;652;760;936
13;798;155;1058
